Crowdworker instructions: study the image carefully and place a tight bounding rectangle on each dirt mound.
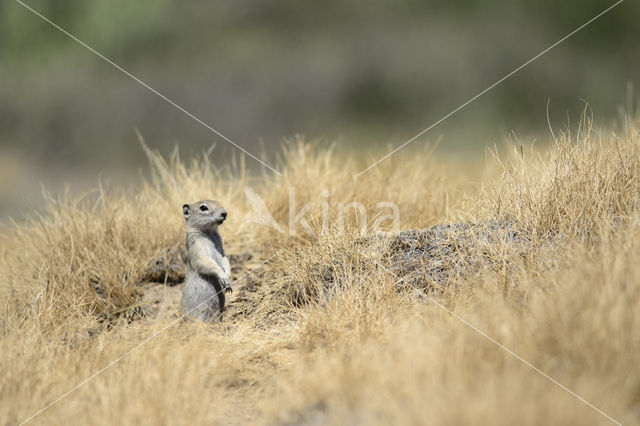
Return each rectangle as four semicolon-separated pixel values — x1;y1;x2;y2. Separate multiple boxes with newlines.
373;221;538;292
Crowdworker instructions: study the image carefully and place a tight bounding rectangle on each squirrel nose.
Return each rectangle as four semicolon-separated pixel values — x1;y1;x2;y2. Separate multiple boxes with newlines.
221;210;227;219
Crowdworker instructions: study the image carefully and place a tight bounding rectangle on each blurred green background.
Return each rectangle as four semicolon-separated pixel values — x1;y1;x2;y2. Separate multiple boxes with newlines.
0;0;638;221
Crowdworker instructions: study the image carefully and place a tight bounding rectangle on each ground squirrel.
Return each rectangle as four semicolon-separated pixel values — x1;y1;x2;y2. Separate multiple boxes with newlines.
180;200;232;322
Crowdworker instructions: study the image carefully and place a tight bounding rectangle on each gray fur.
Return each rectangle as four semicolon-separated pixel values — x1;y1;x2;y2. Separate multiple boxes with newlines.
180;200;232;322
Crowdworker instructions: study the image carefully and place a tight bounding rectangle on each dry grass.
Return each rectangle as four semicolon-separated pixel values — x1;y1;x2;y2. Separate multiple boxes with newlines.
1;117;640;425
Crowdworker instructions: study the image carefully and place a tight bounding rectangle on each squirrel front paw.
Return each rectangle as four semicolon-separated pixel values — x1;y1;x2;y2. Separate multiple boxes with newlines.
220;274;232;293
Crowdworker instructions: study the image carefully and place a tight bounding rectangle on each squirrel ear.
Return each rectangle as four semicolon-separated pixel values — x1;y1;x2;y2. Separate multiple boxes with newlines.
182;204;190;217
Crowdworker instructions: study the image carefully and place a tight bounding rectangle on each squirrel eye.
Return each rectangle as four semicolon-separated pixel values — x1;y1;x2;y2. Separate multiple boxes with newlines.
199;204;209;211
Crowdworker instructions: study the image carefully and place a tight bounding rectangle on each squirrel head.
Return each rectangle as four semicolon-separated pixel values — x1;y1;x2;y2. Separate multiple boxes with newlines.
182;200;227;231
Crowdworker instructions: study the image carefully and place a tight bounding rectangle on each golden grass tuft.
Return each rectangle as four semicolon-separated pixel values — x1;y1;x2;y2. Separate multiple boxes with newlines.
1;117;640;425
